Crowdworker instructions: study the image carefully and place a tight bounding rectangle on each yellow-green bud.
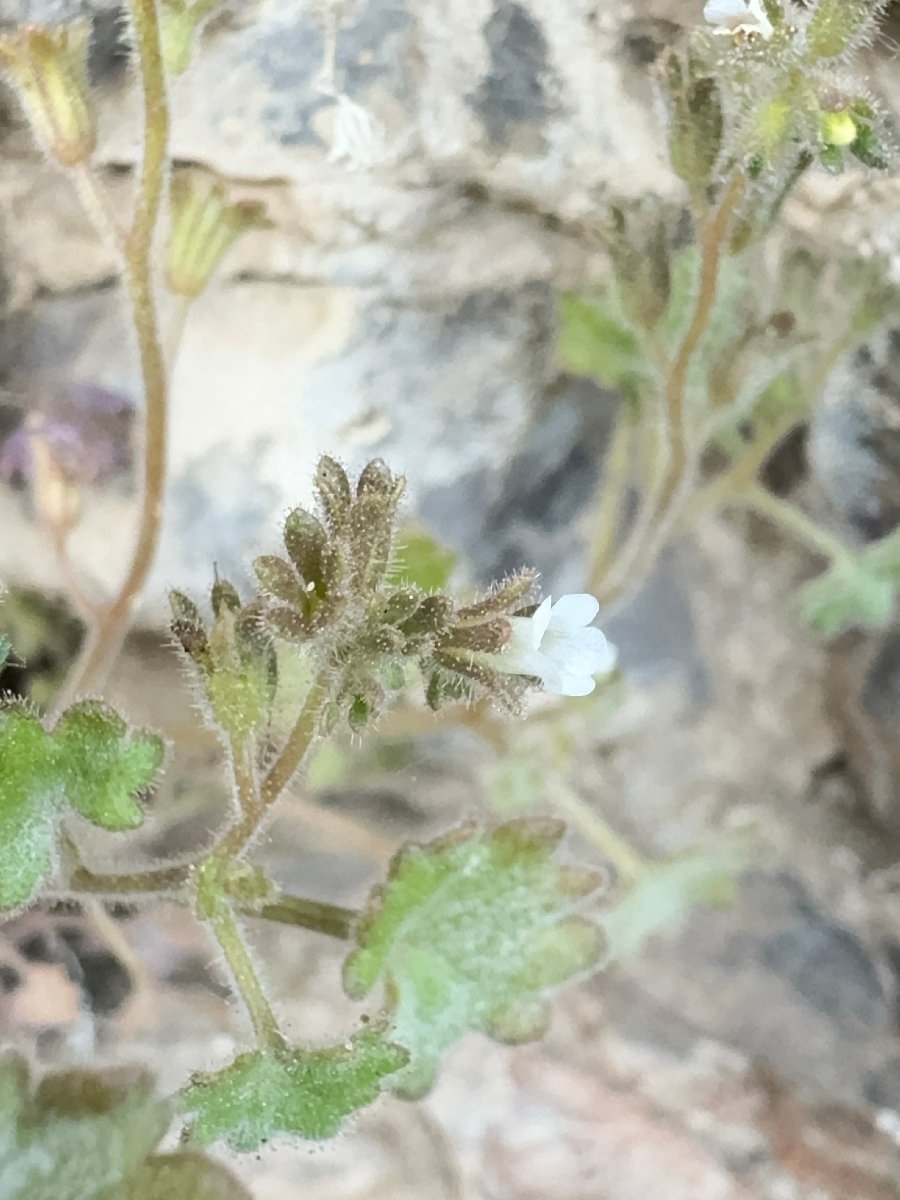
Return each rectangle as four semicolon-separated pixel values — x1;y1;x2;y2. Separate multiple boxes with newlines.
821;110;858;148
0;23;95;167
159;0;226;77
166;173;270;299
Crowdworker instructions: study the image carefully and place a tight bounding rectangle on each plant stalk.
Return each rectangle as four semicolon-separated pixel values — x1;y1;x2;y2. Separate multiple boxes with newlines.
206;896;285;1048
56;0;171;707
591;173;747;605
246;894;358;941
739;482;854;565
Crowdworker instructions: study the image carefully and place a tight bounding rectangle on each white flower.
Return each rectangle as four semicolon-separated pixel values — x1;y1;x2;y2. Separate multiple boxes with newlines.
703;0;774;39
500;594;617;697
327;94;389;169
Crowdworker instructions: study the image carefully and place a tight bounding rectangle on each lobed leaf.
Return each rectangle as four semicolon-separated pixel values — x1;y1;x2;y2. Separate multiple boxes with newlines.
343;818;606;1098
0;701;163;910
182;1027;407;1150
0;1056;249;1200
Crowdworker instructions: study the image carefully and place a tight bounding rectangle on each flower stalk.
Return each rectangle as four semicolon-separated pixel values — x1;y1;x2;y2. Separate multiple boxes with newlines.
590;172;748;606
56;0;171;707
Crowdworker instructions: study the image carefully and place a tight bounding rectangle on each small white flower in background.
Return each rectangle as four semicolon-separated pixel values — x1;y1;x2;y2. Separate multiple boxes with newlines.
328;93;389;169
501;594;617;697
703;0;774;40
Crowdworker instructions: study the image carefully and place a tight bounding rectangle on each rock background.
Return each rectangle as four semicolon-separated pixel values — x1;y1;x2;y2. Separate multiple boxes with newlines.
5;0;899;611
5;2;900;1199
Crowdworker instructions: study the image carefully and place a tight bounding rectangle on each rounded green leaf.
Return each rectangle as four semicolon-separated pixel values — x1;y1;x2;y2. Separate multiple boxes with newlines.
0;701;163;911
343;819;606;1095
54;701;164;830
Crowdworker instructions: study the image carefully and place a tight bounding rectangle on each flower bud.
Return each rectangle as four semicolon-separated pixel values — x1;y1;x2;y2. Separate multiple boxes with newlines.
166;173;270;299
159;0;226;77
400;595;454;638
210;575;241;617
349;493;397;593
440;617;512;655
283;508;327;578
314;456;353;535
28;418;81;535
0;22;95;167
607;206;671;330
665;52;723;198
169;590;211;667
382;587;423;626
806;0;883;59
254;555;308;607
821;109;857;148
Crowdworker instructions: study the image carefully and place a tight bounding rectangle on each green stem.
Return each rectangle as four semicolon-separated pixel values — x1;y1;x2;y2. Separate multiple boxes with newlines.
206;895;285;1049
246;894;358;941
591;173;748;606
56;0;170;706
261;670;337;806
547;780;646;882
70;862;193;894
683;412;800;520
740;483;853;565
217;669;338;859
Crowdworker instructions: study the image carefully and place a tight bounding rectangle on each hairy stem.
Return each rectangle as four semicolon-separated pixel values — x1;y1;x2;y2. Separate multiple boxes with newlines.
261;670;338;806
69;860;192;895
216;669;339;859
245;894;358;940
56;0;170;707
591;173;747;605
205;894;285;1048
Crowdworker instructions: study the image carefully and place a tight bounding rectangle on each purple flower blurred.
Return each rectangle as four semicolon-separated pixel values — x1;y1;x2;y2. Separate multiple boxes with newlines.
0;381;134;488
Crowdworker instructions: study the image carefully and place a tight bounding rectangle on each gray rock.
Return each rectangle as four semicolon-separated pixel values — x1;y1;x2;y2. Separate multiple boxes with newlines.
628;871;896;1106
808;329;900;542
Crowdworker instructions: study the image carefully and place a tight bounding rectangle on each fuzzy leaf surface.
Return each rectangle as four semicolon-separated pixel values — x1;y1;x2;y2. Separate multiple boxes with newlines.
0;1057;248;1200
343;818;606;1098
0;702;163;909
182;1028;407;1150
